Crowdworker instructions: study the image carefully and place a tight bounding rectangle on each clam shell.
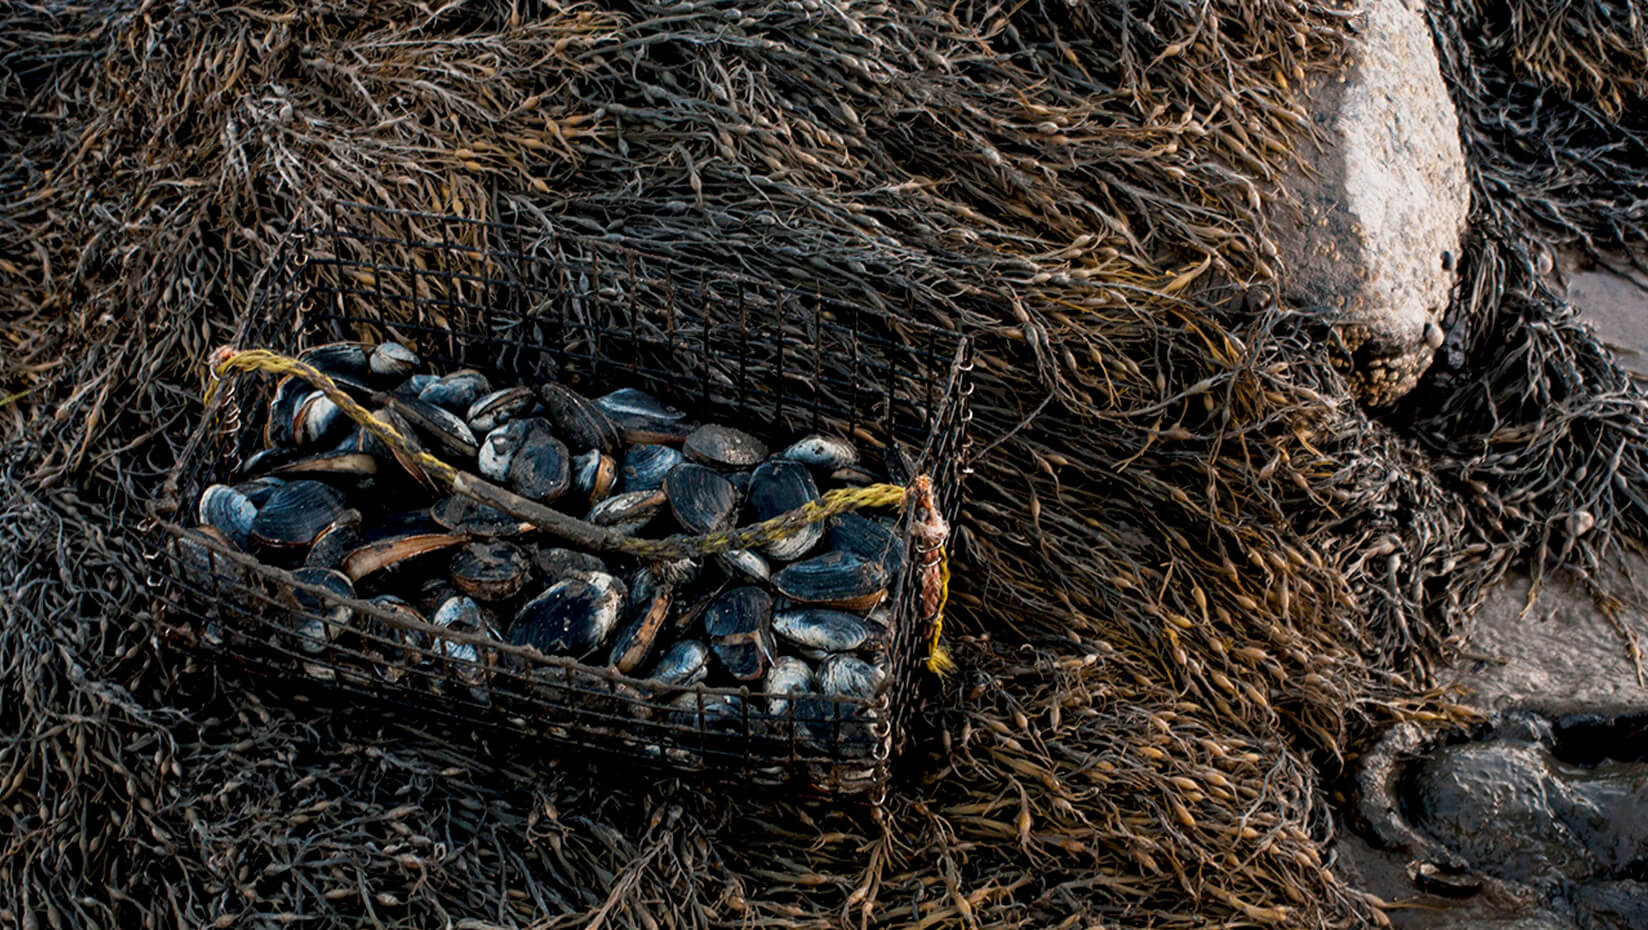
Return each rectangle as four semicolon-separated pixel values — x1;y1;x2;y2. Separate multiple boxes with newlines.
608;567;674;674
817;654;884;698
370;342;420;377
391;395;478;460
249;480;348;551
664;463;739;535
771;551;888;610
538;383;621;454
418;369;491;415
305;513;364;571
715;548;770;583
298;342;370;377
587;488;666;529
705;586;775;681
645;639;709;687
288;566;354;655
616;417;695;446
671;693;746;733
268;452;378;482
511;572;623;657
450;541;530;601
294;391;348;448
263;376;309;448
778;434;859;469
620;444;684;493
467;386;536;434
773;608;874;653
198;483;258;549
595;387;685;423
826;513;905;574
177;525;245;586
683;424;768;468
232;476;286;508
764;656;814;716
341;532;468;582
507;424;569;503
748;460;822;560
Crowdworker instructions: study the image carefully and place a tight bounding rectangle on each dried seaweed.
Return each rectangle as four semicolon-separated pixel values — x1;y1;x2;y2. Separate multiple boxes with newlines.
4;0;1644;926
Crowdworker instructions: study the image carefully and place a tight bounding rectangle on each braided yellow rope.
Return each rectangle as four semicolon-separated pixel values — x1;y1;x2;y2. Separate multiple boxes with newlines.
206;346;952;673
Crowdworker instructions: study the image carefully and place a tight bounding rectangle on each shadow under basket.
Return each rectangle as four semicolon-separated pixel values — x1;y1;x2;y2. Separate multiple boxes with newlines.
150;203;972;796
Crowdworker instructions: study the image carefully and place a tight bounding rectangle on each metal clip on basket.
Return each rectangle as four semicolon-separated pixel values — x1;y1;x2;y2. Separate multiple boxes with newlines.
150;203;972;795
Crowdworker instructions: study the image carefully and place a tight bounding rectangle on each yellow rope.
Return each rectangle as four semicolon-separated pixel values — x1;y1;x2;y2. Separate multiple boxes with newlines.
206;345;953;674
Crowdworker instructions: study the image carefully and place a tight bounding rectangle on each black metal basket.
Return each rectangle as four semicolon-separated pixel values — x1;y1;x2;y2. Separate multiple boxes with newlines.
149;203;972;795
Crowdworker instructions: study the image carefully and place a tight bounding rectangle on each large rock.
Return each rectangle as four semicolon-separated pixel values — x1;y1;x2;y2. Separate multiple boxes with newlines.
1268;0;1469;405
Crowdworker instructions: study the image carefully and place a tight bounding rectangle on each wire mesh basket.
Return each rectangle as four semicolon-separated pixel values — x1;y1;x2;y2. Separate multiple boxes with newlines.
150;203;972;795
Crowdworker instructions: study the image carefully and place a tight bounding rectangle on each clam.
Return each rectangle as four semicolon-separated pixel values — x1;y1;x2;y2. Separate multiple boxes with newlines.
342;531;468;582
371;406;437;487
715;548;770;583
683;424;767;468
431;495;529;537
362;594;428;681
616;417;694;446
818;653;883;698
664;463;739;535
572;450;618;505
177;525;245;587
288;566;354;655
293;392;347;448
506;423;569;503
671;692;746;734
418;369;491;415
430;595;491;670
450;541;530;601
232;476;286;508
764;656;814;716
467;386;536;434
587;488;666;533
198;483;258;549
299;342;370;377
608;567;673;674
748;460;822;560
478;419;531;482
370;341;420;377
778;434;858;470
773;608;874;653
510;571;624;658
533;546;608;582
620;444;684;493
771;551;888;610
268;452;378;483
703;586;776;681
398;373;438;398
538;383;622;454
826;512;904;574
249;480;349;553
304;511;364;571
644;639;709;687
595;387;685;423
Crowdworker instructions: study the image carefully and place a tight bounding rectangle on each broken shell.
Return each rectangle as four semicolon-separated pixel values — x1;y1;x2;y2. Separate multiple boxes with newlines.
478;419;532;482
771;551;889;610
683;424;768;468
664;463;739;535
450;541;531;601
748;460;822;560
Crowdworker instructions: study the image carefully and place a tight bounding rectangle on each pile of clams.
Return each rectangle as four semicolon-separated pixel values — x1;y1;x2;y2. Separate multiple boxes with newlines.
180;341;904;747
